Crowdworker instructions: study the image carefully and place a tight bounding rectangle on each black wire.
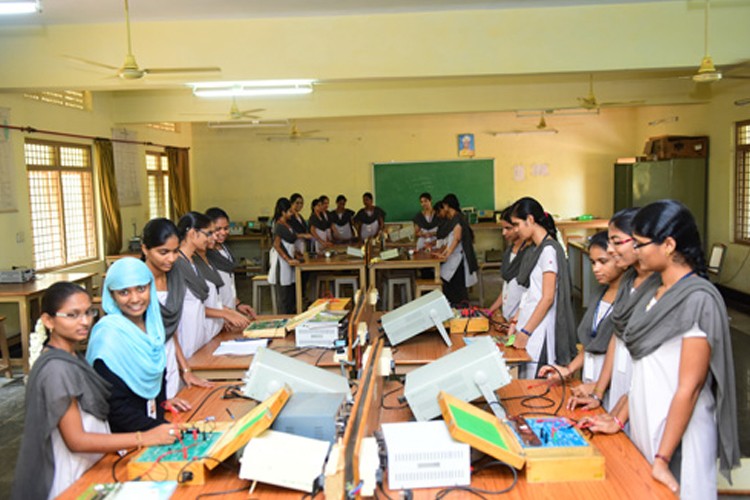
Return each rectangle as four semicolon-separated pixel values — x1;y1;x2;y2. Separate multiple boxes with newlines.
185;383;238;421
374;481;395;500
315;349;328;366
111;448;137;482
434;460;518;499
195;486;249;499
381;380;408;410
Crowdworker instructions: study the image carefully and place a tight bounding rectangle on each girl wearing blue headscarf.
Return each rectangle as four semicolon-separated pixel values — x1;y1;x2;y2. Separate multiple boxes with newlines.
87;257;191;432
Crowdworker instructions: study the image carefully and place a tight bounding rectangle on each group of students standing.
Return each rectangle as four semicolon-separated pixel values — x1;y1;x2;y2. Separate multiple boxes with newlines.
12;207;255;499
490;196;738;499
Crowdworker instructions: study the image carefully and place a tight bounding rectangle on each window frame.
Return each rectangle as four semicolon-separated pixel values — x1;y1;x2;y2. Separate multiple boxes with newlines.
25;139;99;271
146;150;170;220
735;119;750;246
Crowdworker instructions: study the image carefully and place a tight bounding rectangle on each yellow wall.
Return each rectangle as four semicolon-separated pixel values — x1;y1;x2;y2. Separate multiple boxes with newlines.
191;109;637;221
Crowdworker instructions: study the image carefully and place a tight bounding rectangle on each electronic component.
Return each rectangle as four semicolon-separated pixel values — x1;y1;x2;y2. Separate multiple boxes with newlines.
272;392;347;443
404;336;511;421
381;421;470;490
0;268;35;283
379;289;453;347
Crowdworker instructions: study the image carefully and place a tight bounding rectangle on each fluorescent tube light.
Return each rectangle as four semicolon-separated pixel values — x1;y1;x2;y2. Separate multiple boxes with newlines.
189;79;316;98
0;0;40;14
207;120;290;129
490;129;559;136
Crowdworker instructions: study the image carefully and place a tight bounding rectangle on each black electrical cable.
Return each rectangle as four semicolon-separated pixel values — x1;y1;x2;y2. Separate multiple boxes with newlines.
434;460;518;499
195;486;249;499
381;380;408;410
111;448;137;482
185;383;238;421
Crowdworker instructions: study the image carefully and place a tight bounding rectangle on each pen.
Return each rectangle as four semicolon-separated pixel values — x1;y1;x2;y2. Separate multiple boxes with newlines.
226;408;235;420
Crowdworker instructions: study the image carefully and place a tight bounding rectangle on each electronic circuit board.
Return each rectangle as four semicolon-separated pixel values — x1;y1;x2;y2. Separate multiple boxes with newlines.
134;431;223;463
508;416;589;448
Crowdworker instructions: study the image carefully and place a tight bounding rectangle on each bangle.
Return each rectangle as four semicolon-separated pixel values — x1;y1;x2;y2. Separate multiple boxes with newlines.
136;431;143;449
590;392;602;403
655;453;670;464
520;327;531;336
613;416;625;431
182;367;191;375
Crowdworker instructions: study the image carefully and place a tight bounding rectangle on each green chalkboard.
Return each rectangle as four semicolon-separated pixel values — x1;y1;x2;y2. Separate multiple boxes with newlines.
373;159;495;222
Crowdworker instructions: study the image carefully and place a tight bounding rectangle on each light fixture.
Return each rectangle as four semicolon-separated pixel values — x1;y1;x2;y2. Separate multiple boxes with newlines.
207;120;290;129
735;98;750;107
490;129;558;136
0;0;40;15
648;116;679;126
188;79;316;98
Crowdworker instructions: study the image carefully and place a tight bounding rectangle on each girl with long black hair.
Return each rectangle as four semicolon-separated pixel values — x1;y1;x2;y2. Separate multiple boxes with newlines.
268;197;301;313
436;194;478;306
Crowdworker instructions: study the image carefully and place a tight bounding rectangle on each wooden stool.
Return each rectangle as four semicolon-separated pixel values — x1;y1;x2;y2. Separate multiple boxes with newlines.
334;276;359;298
415;279;441;297
386;276;413;310
252;275;278;315
0;316;13;379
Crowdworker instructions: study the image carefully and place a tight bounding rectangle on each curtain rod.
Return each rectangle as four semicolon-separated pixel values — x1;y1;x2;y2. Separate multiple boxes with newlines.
0;124;189;150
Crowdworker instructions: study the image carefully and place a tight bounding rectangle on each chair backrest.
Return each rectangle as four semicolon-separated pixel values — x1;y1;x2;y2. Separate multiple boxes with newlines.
707;243;727;275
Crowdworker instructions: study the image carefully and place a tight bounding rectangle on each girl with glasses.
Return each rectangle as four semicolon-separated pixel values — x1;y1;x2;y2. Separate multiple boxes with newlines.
12;281;175;500
580;200;739;498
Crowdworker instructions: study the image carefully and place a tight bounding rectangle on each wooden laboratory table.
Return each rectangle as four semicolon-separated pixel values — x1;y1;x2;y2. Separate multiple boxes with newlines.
57;384;309;500
294;252;366;313
366;311;531;373
376;379;674;500
0;271;96;373
187;318;340;380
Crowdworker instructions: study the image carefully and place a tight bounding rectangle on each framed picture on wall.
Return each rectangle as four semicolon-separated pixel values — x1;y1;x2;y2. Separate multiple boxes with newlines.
458;133;475;158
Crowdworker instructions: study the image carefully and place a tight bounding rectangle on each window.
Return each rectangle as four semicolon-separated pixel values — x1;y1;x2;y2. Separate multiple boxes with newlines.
146;122;179;133
23;90;91;111
736;120;750;245
25;140;98;270
146;151;170;219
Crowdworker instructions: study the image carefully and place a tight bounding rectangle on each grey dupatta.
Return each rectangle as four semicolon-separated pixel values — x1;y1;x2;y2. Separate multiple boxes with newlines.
12;349;111;500
207;244;236;274
622;274;739;481
500;244;527;282
611;268;660;336
193;253;224;291
516;236;577;365
576;284;616;354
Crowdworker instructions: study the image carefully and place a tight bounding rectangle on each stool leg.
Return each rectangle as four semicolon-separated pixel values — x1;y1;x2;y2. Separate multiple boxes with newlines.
405;282;413;303
387;281;395;311
252;283;261;312
0;321;12;379
270;286;278;315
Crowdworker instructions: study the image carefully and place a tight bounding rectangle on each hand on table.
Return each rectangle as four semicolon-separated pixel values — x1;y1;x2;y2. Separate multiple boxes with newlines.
538;364;570;381
224;309;251;330
570;382;596;398
165;397;192;413
512;325;528;349
566;394;602;411
576;414;620;434
182;370;214;389
237;303;256;319
144;423;178;446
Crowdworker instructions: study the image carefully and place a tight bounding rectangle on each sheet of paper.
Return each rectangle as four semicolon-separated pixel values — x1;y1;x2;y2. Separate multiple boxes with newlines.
213;338;268;356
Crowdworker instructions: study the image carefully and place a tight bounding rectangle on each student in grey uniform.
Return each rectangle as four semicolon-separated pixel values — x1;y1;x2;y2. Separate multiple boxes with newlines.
354;192;386;241
331;194;355;243
436;194;478;307
289;193;312;255
308;195;334;253
413;192;439;251
268;197;301;314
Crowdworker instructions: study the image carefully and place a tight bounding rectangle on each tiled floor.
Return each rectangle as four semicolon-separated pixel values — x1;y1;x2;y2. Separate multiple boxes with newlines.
0;273;748;499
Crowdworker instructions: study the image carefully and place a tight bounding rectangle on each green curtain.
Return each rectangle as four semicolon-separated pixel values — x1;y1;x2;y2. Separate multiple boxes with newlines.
94;139;122;255
166;146;191;219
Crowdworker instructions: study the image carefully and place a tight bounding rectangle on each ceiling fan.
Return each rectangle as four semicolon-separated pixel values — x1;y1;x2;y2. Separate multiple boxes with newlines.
685;0;750;99
487;114;559;136
67;0;220;80
183;97;265;120
576;74;645;110
258;122;329;142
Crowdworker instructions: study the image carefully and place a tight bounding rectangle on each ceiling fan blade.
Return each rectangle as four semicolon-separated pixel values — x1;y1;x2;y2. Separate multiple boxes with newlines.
239;108;266;115
143;67;221;75
600;100;647;107
297;129;322;136
63;55;119;71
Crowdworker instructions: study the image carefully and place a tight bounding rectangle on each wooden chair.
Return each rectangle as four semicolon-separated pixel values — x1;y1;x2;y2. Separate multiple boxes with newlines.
0;315;13;379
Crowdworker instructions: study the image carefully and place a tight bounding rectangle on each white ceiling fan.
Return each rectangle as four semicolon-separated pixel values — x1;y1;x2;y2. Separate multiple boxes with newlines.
257;122;329;142
184;97;265;120
487;113;559;136
576;74;645;110
67;0;220;80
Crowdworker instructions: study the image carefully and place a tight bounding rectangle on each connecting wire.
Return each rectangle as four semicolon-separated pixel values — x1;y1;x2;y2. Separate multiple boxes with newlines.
185;383;238;421
434;460;518;499
195;486;249;499
381;380;408;410
111;448;137;482
498;365;567;417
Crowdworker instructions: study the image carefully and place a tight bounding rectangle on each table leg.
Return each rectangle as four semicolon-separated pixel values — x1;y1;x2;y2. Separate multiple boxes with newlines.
295;267;303;314
19;299;30;374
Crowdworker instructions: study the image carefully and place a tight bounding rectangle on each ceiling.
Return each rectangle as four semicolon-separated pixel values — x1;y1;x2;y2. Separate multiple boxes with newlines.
1;0;682;26
1;0;749;123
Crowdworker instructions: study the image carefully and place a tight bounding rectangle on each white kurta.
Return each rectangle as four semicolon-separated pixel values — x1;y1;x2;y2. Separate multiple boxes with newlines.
158;291;180;399
204;279;224;339
608;336;633;413
360;219;380;240
179;288;207;360
217;246;237;310
268;239;296;287
582;300;612;384
439;231;478;287
516;245;558;379
501;251;524;320
629;318;717;500
311;226;332;253
48;406;109;499
333;220;353;241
